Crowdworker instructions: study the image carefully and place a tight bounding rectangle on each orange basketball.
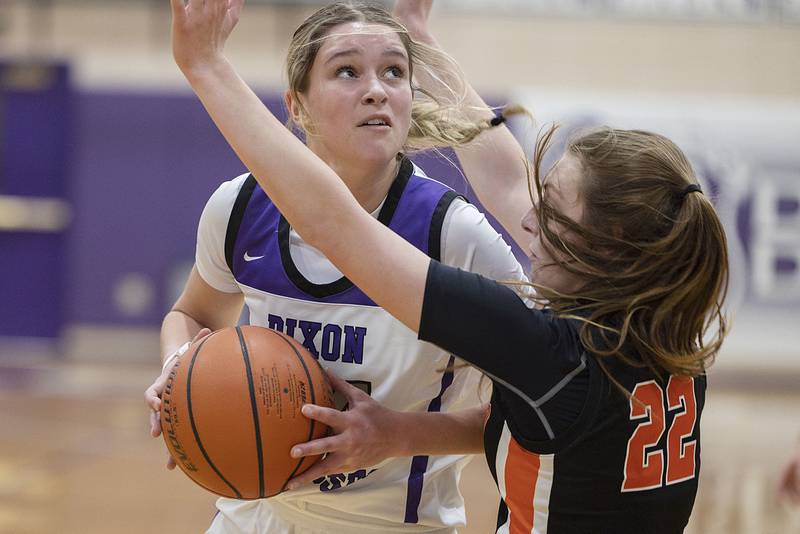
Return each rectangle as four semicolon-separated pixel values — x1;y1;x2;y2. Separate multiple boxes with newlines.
160;325;334;499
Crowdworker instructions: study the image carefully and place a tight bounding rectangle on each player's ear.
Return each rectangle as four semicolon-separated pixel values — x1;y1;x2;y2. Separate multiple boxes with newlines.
284;90;296;119
284;91;304;125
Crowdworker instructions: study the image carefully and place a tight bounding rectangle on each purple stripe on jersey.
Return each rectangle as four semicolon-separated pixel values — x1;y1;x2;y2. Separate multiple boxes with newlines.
231;172;451;306
404;355;456;524
232;187;379;305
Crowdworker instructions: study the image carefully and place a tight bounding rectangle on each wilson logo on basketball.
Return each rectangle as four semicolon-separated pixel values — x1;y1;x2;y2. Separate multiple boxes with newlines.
161;362;200;473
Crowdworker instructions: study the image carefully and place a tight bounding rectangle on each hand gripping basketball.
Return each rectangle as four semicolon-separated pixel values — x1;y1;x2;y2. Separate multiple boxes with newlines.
286;371;403;491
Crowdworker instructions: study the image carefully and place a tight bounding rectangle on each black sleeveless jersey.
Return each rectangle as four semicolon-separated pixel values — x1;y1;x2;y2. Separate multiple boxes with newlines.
419;261;705;533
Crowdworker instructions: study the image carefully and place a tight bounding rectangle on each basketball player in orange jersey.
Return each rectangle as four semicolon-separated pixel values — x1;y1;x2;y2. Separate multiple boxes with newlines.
146;2;529;533
166;0;731;532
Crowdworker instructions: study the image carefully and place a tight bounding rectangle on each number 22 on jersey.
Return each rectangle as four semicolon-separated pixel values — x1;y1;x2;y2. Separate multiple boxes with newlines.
622;376;698;492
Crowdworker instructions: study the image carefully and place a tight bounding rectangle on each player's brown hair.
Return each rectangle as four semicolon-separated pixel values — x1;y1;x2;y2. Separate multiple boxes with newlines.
285;1;504;151
527;125;729;381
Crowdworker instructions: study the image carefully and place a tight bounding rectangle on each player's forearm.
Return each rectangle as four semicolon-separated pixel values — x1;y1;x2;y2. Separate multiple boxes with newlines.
453;118;531;244
392;406;487;456
411;31;530;246
160;310;203;365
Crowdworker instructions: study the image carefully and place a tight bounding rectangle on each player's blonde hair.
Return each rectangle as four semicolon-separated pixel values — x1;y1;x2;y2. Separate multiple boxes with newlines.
285;1;512;152
527;126;729;382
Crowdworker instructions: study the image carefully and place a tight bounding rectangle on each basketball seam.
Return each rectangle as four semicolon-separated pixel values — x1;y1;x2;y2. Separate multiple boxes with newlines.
271;330;321;492
236;326;266;499
186;333;243;499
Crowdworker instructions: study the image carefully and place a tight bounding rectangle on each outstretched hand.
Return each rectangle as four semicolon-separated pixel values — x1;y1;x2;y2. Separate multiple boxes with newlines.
286;371;404;490
169;0;244;75
392;0;434;42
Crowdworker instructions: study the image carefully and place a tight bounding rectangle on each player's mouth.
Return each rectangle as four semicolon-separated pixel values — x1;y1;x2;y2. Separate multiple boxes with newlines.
358;115;392;128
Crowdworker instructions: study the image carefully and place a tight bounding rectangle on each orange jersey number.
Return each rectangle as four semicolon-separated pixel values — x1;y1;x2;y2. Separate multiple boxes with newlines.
622;377;697;492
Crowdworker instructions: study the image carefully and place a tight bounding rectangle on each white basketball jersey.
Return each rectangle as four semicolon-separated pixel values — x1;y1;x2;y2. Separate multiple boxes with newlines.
195;160;526;530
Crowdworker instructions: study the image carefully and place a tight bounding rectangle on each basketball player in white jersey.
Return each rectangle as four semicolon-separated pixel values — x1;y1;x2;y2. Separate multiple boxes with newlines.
160;0;731;532
145;2;527;533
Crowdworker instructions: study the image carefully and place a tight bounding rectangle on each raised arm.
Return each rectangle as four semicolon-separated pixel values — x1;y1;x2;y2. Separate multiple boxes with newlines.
170;0;428;332
393;0;533;249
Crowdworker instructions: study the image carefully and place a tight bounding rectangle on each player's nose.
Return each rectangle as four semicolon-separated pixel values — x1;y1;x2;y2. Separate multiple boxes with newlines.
361;76;388;105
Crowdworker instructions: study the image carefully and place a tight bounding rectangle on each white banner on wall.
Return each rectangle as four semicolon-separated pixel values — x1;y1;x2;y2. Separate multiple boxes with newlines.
434;0;800;23
509;90;800;371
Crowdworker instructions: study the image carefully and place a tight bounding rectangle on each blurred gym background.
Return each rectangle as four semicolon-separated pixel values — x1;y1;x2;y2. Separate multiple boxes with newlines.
0;0;798;532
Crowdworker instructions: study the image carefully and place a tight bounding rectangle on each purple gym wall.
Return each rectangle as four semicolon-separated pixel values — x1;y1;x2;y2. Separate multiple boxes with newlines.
3;66;796;338
62;89;503;328
0;62;71;338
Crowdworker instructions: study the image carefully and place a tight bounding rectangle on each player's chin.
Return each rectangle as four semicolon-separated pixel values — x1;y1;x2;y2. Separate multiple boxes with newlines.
353;143;403;166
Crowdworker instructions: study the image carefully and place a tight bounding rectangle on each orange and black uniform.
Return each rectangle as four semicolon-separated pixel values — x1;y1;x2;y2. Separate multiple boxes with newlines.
419;262;705;534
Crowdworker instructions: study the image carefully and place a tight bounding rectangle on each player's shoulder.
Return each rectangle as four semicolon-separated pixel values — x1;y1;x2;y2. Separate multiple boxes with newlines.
199;172;253;230
204;172;252;210
439;197;527;282
216;172;253;198
442;195;491;238
407;163;476;231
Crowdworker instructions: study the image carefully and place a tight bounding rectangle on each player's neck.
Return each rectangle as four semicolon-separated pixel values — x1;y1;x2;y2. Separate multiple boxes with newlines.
323;158;400;214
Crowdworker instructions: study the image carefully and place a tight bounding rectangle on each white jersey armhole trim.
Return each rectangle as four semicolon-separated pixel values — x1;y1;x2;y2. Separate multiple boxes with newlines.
195;173;250;294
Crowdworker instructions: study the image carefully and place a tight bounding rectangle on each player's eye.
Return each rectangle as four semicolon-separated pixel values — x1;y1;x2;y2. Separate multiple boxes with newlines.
384;65;405;79
335;66;357;79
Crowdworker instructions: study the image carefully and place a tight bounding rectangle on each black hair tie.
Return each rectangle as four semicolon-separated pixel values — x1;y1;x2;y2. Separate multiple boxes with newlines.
681;183;703;199
490;115;506;127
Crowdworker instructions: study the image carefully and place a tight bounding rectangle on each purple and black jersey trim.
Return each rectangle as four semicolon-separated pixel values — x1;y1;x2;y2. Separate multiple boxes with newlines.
224;158;462;302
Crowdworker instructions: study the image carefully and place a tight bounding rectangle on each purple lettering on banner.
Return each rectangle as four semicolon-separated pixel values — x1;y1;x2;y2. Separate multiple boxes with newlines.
777;197;799;217
776;257;797;274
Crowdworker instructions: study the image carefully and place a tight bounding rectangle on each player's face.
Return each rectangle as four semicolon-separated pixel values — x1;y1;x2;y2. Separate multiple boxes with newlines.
521;153;585;295
297;22;412;169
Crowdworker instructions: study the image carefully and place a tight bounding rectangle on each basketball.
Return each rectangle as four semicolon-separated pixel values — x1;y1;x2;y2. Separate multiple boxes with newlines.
159;325;334;499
